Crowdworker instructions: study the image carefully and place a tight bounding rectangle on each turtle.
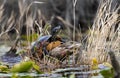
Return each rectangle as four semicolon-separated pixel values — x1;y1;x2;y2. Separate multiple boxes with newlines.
30;25;64;59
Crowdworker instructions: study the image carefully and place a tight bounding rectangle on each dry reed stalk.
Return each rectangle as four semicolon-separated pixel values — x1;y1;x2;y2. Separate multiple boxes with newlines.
0;12;15;38
0;3;4;20
84;0;120;64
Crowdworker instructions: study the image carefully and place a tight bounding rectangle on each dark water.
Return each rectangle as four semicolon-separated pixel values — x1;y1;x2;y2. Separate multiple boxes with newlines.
0;55;22;67
0;45;22;67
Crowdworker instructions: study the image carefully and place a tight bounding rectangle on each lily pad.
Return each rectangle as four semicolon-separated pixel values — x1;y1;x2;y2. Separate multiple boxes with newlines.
11;61;33;73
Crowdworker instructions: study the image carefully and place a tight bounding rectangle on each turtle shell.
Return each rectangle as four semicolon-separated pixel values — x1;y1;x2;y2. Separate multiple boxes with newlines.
31;35;52;54
37;35;52;42
30;35;63;60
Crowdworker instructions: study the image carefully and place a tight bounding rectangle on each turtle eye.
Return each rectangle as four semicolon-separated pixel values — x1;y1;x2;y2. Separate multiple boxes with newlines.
51;25;62;36
55;29;59;33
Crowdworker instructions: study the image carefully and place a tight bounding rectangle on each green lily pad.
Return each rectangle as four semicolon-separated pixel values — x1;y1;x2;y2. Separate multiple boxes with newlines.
0;65;9;73
100;68;114;78
11;61;33;73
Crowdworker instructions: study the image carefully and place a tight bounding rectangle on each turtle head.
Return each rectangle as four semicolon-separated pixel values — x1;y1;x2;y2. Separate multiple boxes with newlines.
51;25;63;36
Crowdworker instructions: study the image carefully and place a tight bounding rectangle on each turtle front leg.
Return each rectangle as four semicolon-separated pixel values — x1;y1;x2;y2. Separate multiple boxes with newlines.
42;46;49;55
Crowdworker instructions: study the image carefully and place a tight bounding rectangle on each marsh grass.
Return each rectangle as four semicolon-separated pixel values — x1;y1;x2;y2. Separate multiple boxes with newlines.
78;0;120;65
0;0;119;75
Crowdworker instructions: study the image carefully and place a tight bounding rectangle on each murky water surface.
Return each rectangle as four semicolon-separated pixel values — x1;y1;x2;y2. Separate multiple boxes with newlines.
0;44;22;66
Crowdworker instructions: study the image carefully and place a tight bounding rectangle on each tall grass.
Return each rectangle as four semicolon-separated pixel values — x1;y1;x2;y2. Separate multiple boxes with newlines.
80;0;120;64
0;0;45;43
0;3;15;38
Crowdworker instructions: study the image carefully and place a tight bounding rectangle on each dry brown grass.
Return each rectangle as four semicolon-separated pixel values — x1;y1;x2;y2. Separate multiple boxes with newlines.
77;0;120;65
0;0;46;43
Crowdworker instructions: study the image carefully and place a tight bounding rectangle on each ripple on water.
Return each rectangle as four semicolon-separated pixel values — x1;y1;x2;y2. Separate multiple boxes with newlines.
0;55;22;67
